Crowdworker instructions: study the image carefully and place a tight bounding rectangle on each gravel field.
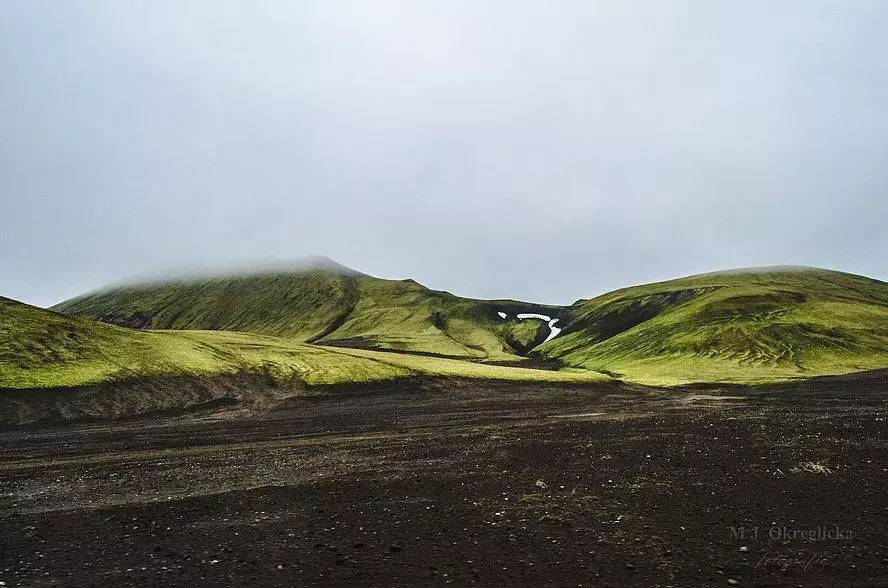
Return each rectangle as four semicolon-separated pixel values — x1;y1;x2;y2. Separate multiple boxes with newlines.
2;373;887;586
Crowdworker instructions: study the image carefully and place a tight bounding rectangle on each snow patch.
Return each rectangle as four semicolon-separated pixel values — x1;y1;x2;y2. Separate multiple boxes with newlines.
499;311;562;342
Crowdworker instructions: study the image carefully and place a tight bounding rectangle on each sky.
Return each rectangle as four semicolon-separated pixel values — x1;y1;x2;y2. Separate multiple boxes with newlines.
2;1;887;308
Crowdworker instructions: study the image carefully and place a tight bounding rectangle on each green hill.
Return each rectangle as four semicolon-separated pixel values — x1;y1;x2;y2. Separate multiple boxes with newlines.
52;259;560;362
536;267;888;384
3;296;613;423
1;296;605;393
12;263;888;394
1;296;224;388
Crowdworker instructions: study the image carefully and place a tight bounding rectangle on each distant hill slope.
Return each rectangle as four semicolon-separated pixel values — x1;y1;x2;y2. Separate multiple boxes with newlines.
536;267;888;384
2;296;602;389
51;260;561;362
2;296;608;422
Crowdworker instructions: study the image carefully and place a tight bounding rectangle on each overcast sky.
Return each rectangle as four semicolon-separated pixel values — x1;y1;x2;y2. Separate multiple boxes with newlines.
2;1;887;307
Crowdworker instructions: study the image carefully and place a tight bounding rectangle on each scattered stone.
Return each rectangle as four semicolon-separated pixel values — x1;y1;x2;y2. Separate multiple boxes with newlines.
739;546;748;552
535;480;548;489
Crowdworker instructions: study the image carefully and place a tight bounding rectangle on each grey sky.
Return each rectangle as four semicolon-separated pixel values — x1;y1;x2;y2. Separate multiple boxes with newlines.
2;1;887;308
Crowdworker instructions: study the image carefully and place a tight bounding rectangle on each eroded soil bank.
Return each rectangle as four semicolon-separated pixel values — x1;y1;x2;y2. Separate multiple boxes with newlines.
1;372;887;586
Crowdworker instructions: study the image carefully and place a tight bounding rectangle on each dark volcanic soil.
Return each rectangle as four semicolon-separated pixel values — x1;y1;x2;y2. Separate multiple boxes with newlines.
2;373;888;587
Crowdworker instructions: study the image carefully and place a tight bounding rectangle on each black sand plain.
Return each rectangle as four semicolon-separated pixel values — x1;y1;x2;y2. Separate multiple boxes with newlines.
2;372;887;587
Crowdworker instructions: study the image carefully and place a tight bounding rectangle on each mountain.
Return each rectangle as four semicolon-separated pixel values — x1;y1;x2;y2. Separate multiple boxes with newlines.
51;259;562;362
536;266;888;384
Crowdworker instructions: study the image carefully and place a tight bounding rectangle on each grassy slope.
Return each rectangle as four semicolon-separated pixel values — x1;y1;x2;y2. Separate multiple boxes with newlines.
1;297;603;390
1;296;227;388
13;265;888;390
51;265;559;362
536;267;888;385
51;269;358;341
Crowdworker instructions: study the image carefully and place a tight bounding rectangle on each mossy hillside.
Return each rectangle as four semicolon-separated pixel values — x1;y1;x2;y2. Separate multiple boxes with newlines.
13;265;888;389
537;267;888;384
52;270;357;341
1;297;598;390
51;265;561;361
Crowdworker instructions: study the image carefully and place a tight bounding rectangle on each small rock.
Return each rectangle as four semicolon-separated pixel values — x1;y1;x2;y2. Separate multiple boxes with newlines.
535;480;548;489
276;564;284;571
728;580;739;586
739;546;748;552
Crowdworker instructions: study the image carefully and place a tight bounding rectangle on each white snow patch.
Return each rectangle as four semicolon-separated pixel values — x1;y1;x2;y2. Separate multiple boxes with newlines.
516;313;551;321
546;318;562;341
500;311;563;342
